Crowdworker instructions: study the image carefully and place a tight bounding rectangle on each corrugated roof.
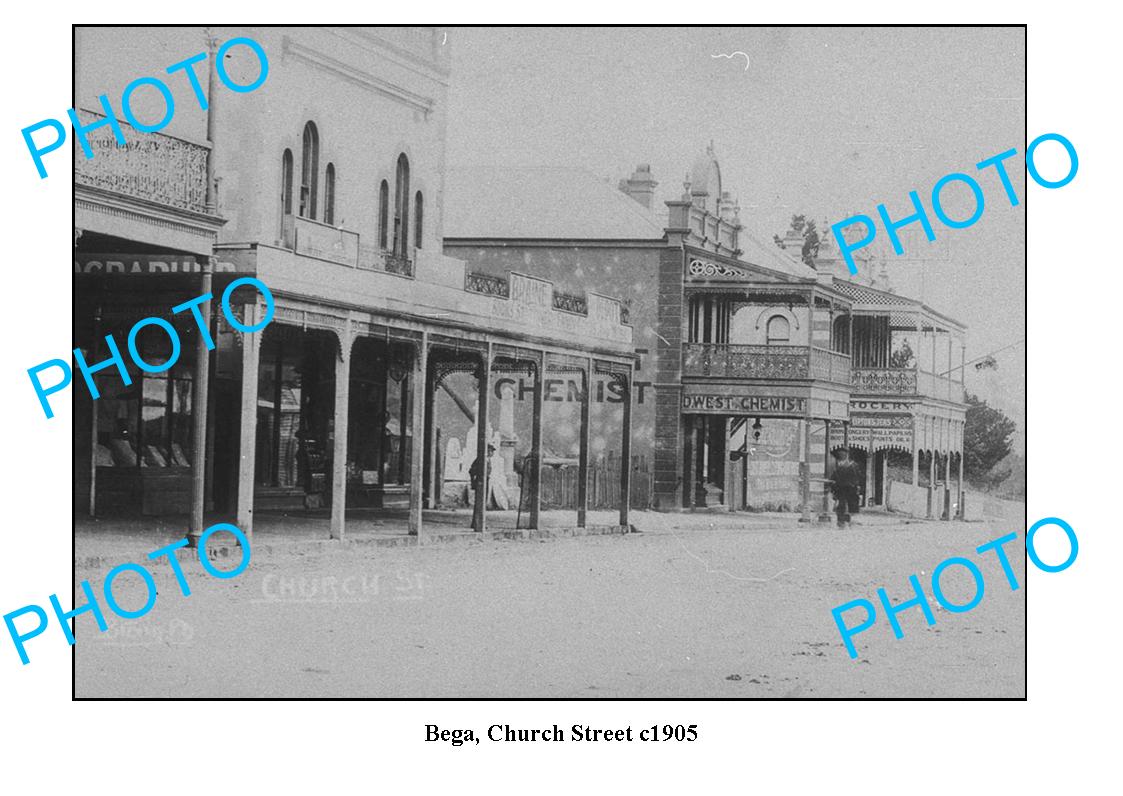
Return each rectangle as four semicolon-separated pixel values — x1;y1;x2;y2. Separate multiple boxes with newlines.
834;277;967;330
737;227;818;280
444;165;818;282
832;279;917;306
444;166;667;240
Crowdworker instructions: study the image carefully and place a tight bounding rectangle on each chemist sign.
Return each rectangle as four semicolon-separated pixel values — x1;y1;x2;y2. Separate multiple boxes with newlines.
681;394;807;416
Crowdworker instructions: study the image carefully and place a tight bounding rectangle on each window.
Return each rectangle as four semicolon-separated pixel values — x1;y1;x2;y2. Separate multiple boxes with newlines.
414;191;424;249
766;315;791;345
300;121;319;219
324;163;336;226
281;149;293;216
393;153;410;256
378;180;389;249
95;330;194;471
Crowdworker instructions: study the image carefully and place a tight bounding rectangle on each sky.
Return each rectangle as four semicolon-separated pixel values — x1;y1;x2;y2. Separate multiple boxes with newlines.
444;26;1027;446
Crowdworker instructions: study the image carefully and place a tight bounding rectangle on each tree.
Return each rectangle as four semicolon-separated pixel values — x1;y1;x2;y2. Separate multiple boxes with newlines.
889;339;915;368
963;393;1017;484
773;214;821;267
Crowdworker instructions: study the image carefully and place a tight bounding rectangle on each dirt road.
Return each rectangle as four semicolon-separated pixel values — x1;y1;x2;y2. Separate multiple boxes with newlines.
75;507;1026;698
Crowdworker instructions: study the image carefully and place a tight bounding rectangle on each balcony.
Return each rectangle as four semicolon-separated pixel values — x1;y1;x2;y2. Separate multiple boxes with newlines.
73;110;210;215
281;214;360;266
683;344;851;383
276;216;415;278
852;367;965;402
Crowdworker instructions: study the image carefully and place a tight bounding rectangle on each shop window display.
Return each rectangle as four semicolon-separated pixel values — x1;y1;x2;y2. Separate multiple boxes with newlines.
91;320;195;515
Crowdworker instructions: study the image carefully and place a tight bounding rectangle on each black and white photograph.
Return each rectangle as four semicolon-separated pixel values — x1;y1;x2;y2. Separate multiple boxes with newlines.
69;25;1027;699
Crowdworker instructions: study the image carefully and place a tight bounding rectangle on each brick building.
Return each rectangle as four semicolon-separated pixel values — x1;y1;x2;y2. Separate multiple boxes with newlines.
445;146;967;516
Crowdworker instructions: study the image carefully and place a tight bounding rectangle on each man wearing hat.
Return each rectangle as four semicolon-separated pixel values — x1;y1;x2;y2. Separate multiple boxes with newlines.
469;443;496;529
830;447;862;529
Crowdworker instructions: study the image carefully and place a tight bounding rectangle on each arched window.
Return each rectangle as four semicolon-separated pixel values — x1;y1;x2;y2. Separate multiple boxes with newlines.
766;315;791;345
393;154;410;256
300;122;319;219
324;163;336;226
378;180;389;250
414;191;424;249
281;149;293;216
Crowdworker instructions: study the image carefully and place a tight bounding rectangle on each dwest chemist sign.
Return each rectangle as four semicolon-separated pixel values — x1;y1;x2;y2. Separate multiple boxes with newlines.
681;395;807;416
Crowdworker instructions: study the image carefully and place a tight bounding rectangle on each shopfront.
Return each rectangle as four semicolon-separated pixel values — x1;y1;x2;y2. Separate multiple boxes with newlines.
73;251;251;519
208;242;636;539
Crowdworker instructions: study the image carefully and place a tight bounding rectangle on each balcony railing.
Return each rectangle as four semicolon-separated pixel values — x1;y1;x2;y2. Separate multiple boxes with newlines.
73;110;210;214
281;214;360;266
918;370;965;403
384;252;413;276
851;367;918;395
682;344;851;383
852;367;965;402
465;271;510;298
553;291;588;315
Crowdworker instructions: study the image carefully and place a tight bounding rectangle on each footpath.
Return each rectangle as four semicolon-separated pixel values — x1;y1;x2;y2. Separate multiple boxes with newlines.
73;506;947;576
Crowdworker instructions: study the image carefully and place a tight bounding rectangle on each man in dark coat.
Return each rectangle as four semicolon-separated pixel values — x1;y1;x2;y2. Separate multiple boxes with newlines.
469;443;496;529
830;447;862;529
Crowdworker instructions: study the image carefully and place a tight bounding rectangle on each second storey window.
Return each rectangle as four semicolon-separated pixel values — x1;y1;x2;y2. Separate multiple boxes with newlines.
766;315;791;345
393;153;410;256
378;180;389;249
281;149;293;216
414;191;424;249
324;163;336;226
300;121;319;219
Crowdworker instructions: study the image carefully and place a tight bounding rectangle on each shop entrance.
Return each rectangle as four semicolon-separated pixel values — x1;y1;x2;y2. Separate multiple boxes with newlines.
346;337;416;509
682;414;729;509
253;325;338;512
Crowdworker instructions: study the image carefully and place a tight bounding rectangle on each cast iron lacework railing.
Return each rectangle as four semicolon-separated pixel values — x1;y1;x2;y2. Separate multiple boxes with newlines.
73;110;210;214
683;344;851;383
384;252;413;277
850;368;965;402
553;291;588;315
810;347;852;384
465;271;510;298
357;246;413;276
851;368;918;395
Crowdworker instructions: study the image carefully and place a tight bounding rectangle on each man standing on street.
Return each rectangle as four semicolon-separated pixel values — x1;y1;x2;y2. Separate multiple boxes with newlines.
469;443;496;530
830;447;861;529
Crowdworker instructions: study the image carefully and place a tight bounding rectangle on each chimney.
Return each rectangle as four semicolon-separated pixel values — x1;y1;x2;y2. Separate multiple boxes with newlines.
781;227;806;260
619;163;658;210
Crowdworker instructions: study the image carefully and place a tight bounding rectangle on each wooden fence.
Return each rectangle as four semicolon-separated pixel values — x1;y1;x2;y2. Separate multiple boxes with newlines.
538;452;652;510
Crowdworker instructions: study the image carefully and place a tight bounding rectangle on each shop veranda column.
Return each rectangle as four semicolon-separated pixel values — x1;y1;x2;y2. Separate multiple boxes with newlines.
236;302;261;538
330;323;352;541
409;333;428;537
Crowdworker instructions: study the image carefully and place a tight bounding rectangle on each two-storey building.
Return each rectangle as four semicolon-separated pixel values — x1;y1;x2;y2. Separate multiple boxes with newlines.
446;147;855;514
803;233;968;518
447;148;968;519
74;26;636;539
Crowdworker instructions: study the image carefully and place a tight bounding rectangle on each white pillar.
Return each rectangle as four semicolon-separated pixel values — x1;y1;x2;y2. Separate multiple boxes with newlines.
409;333;428;537
236;303;261;537
330;324;352;540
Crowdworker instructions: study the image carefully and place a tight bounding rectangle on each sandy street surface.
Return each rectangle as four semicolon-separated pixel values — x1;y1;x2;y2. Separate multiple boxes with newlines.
74;505;1026;698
